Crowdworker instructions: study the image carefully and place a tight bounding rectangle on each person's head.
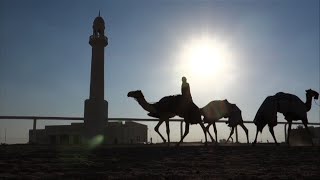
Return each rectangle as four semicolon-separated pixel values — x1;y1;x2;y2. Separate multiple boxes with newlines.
182;76;187;83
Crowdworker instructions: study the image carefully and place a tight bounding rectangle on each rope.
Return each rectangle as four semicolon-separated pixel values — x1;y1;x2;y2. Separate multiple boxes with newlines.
314;99;320;107
315;99;320;125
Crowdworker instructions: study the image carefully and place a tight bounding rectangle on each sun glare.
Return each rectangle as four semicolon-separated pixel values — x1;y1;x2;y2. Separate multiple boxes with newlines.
177;35;232;81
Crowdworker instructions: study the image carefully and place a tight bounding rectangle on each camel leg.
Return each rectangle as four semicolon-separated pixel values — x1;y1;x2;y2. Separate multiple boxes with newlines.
269;125;278;145
212;122;218;143
287;121;292;145
177;122;189;146
165;118;170;146
302;119;314;146
240;123;249;144
252;127;259;146
154;119;166;143
205;123;211;130
199;122;209;146
226;127;234;143
206;123;215;142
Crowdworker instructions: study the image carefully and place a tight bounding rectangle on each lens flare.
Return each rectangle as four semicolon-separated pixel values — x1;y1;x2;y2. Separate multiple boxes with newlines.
88;135;104;149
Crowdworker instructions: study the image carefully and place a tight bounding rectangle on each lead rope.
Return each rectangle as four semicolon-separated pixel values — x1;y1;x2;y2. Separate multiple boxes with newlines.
315;99;320;125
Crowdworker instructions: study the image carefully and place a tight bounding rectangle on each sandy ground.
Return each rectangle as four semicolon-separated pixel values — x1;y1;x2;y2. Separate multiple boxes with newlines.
0;143;319;179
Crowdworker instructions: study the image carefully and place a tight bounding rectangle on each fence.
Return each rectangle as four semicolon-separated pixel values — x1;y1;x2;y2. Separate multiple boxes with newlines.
0;116;319;144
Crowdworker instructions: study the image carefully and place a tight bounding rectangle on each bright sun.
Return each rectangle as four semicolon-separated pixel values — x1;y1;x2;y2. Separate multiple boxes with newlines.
177;35;232;80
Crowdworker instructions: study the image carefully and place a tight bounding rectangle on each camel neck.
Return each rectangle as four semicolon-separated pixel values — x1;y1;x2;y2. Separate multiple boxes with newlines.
136;96;157;114
305;94;312;112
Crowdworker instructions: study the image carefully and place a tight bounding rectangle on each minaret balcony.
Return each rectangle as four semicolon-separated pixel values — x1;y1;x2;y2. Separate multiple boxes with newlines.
89;35;108;46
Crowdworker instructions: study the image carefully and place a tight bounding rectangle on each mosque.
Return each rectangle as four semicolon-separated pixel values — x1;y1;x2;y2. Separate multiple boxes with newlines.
29;14;148;145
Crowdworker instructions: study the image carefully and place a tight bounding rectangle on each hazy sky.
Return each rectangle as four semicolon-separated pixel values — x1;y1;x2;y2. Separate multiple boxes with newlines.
0;0;319;144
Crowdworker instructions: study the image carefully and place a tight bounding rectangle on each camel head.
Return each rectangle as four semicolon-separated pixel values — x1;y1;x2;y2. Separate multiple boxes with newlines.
306;89;319;100
127;90;144;100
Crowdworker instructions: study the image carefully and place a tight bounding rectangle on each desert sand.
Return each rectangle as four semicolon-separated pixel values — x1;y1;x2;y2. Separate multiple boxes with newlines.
0;143;319;179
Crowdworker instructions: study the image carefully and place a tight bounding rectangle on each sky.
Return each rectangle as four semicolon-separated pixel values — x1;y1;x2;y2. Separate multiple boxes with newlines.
0;0;319;144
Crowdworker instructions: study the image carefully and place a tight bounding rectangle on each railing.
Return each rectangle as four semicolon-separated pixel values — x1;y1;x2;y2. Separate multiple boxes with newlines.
0;116;319;144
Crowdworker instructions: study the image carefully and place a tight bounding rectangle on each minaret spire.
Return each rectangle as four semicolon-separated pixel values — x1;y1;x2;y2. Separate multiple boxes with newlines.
98;10;101;17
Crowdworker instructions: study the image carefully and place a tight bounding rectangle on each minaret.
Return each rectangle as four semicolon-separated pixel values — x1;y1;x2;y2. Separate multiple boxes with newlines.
84;14;108;142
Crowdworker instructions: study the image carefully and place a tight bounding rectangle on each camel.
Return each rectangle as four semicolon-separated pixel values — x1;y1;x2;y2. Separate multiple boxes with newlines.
200;100;249;144
252;89;319;145
127;90;211;146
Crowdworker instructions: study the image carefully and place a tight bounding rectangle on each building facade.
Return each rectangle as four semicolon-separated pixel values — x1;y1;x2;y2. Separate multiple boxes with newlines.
29;121;148;145
290;126;320;145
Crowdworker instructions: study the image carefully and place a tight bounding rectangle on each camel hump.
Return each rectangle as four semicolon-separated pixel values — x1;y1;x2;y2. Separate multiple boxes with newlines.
158;95;181;106
201;100;231;120
275;92;302;103
275;92;306;117
154;95;182;113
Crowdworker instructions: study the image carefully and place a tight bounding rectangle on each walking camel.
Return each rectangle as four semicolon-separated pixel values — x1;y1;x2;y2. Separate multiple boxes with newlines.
200;100;249;144
252;89;319;145
127;90;212;146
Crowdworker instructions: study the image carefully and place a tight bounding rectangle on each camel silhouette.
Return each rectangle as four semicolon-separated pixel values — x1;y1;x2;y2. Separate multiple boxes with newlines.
200;100;249;144
252;89;319;145
127;90;211;146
